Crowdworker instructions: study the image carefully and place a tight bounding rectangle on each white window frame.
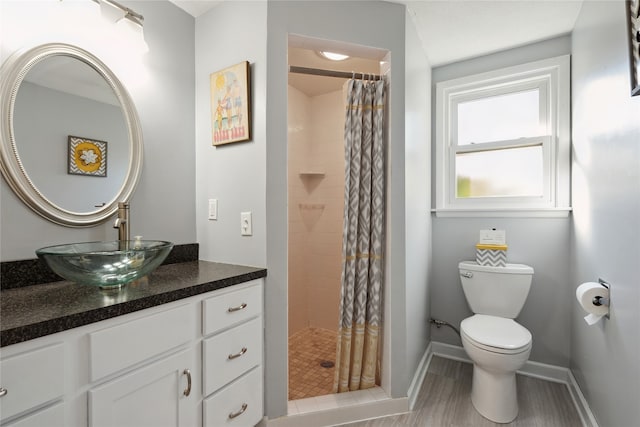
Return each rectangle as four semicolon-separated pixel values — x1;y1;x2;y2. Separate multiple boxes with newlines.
435;55;571;217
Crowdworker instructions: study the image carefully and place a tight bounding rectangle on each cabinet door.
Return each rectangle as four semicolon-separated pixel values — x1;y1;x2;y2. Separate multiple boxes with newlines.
89;348;196;427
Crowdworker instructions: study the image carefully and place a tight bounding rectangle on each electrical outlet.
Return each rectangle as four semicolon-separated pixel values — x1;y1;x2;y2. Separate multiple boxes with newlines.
241;212;252;236
208;199;217;220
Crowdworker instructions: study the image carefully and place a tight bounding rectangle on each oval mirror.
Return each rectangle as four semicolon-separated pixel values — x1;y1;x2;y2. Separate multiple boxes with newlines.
0;43;143;227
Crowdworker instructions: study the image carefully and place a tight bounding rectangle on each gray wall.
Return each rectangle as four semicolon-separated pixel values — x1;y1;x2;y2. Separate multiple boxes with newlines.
430;36;573;367
0;0;196;261
431;217;571;366
404;10;432;386
194;1;267;268
570;1;640;425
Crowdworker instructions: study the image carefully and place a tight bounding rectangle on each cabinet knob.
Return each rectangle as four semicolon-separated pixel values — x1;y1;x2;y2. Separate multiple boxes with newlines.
182;369;192;397
227;303;247;313
228;347;247;360
0;387;7;397
228;403;248;419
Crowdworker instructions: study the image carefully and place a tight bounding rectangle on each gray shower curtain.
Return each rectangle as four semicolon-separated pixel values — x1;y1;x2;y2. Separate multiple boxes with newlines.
334;78;386;392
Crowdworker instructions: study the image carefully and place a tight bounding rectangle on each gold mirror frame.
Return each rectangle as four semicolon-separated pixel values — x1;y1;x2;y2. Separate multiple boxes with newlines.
0;43;143;227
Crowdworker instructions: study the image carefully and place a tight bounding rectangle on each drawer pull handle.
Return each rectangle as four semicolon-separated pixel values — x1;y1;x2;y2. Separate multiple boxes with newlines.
228;303;247;313
228;347;247;360
228;403;248;419
0;387;7;398
183;369;192;396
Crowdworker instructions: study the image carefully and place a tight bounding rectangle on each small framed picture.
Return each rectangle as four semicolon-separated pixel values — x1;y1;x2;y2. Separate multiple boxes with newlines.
626;0;640;96
210;61;251;145
68;135;107;177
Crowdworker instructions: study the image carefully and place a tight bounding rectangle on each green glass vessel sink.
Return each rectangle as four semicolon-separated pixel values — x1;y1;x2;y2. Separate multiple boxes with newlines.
36;240;174;289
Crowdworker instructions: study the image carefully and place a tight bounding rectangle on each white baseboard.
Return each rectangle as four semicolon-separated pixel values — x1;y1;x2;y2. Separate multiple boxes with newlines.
266;397;408;427
431;341;569;383
408;342;432;410
428;341;598;427
567;370;600;427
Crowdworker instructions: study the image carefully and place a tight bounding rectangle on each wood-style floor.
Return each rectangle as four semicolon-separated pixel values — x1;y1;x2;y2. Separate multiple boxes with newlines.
339;356;583;427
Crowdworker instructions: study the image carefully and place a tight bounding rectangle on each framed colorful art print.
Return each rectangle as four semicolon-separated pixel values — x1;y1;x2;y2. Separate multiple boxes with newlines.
210;61;251;145
67;135;107;177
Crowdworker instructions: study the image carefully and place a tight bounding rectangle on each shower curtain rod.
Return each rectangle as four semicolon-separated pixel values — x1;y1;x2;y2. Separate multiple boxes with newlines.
288;65;383;81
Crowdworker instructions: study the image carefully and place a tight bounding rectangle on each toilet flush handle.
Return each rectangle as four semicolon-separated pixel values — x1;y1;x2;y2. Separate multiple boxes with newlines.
461;271;473;278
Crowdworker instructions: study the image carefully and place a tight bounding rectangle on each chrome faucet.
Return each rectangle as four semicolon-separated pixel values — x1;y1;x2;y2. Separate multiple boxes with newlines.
113;202;130;248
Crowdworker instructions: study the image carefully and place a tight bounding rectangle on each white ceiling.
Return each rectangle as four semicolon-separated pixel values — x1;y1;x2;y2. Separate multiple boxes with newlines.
168;0;584;67
404;0;583;67
167;0;222;18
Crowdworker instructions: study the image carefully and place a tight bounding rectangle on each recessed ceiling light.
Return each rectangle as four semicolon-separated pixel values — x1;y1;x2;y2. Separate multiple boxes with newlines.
318;51;350;61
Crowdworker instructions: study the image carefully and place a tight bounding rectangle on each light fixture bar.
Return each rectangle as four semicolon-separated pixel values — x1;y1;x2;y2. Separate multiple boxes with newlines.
95;0;144;24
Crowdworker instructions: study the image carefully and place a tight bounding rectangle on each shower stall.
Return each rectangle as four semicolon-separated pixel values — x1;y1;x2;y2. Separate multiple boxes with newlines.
287;67;344;400
287;43;383;401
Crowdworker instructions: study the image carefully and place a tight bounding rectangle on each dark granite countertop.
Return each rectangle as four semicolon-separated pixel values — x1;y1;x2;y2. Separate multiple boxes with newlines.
1;261;267;347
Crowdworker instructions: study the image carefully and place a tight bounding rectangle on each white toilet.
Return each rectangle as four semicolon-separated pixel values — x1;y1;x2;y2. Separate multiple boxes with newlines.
458;260;534;423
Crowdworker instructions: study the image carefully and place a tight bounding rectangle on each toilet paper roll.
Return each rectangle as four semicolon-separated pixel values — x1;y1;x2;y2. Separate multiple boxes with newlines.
584;313;604;326
576;282;609;325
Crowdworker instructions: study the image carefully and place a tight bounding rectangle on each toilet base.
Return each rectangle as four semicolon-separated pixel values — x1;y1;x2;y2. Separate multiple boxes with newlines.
470;364;518;424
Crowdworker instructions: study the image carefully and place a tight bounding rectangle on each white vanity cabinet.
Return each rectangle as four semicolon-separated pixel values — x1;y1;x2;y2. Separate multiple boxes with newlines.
0;278;264;427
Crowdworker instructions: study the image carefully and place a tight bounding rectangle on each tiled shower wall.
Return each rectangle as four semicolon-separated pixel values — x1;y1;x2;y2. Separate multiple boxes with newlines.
288;84;345;336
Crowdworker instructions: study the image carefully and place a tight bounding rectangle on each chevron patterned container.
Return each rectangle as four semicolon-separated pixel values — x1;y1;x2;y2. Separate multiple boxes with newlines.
475;244;507;267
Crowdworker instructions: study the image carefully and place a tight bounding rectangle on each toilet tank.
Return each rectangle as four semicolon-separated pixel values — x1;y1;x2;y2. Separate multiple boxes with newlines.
458;261;534;318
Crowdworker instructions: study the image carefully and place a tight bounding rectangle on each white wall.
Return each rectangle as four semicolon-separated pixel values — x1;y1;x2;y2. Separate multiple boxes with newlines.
0;0;196;260
404;8;432;388
288;87;345;335
195;1;267;268
266;0;407;418
571;1;640;425
430;36;573;367
305;90;345;331
287;85;312;335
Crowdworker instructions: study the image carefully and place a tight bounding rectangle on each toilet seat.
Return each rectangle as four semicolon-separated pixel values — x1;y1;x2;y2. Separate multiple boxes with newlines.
461;314;531;354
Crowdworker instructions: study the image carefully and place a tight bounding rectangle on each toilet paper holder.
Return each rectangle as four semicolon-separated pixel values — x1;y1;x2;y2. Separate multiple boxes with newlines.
594;278;611;318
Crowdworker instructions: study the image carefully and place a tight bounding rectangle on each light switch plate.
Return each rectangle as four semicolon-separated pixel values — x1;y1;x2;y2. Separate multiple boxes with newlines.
241;212;252;236
208;199;217;220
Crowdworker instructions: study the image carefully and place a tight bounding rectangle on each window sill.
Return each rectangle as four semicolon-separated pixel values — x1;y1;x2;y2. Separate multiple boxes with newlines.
432;208;572;218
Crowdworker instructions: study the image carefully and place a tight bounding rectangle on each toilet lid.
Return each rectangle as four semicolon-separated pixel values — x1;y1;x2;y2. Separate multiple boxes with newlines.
461;314;531;352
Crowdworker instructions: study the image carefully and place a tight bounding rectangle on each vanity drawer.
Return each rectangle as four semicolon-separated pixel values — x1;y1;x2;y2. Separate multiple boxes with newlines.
203;317;262;396
4;402;64;427
89;303;195;381
202;281;262;336
0;343;64;422
203;367;263;427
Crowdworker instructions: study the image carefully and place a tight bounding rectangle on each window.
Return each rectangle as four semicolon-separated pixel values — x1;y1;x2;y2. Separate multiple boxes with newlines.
435;55;570;217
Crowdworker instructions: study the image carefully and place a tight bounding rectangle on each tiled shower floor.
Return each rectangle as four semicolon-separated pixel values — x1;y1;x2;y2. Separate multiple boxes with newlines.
288;327;338;400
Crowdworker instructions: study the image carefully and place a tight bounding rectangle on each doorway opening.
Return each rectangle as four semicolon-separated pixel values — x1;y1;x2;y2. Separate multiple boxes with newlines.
286;35;389;402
